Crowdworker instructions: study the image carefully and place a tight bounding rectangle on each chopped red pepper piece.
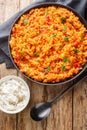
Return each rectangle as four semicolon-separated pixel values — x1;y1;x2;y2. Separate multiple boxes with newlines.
46;16;51;25
14;59;20;66
73;59;81;68
46;16;50;22
51;62;56;68
74;63;81;68
50;47;56;51
16;51;20;59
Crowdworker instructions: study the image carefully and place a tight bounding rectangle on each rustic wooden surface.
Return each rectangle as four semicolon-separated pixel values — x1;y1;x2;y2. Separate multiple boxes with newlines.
0;0;87;130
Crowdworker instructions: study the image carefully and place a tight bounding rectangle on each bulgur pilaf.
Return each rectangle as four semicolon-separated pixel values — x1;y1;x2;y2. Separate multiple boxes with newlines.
10;6;87;83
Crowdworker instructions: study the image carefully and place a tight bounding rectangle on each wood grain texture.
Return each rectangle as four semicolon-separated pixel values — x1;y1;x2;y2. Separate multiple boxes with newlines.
4;0;20;21
0;0;87;130
19;0;34;9
0;1;19;130
73;79;87;130
0;64;17;130
0;0;6;24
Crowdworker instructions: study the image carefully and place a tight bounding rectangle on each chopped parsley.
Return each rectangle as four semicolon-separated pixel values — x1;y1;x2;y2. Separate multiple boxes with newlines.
34;52;39;57
44;66;51;73
61;65;66;71
59;45;63;48
64;36;69;42
24;18;28;25
20;50;24;56
44;12;49;16
73;48;80;54
64;25;67;31
51;33;57;38
61;17;66;24
63;57;70;63
61;57;70;71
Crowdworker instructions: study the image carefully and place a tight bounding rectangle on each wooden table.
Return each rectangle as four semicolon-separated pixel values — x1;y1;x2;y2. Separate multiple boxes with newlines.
0;0;87;130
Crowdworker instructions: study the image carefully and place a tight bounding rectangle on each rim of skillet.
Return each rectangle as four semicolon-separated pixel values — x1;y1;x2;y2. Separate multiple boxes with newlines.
8;2;87;86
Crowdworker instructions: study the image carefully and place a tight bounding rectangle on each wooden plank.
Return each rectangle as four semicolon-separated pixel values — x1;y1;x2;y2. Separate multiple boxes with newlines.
0;64;17;78
73;78;87;130
17;81;47;130
0;0;19;130
19;0;35;10
0;64;17;130
46;85;72;130
0;0;6;24
5;0;20;20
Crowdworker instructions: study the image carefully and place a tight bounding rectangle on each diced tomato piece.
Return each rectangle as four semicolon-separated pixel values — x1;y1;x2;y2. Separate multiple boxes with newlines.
39;67;44;72
72;37;77;41
14;59;20;66
68;24;72;29
46;16;50;22
50;47;56;51
46;16;51;25
16;51;20;59
73;42;80;47
63;32;67;36
74;63;81;68
51;62;56;68
74;59;81;68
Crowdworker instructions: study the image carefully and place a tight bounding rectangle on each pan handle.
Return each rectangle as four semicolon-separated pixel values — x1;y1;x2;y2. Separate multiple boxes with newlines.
50;70;87;104
73;70;87;87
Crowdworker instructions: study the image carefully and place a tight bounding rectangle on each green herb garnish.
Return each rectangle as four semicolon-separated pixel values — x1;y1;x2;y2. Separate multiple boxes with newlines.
51;33;57;38
63;57;70;63
73;48;80;54
20;50;24;56
44;66;51;73
44;12;49;16
34;52;39;57
64;36;69;42
25;29;28;32
59;45;63;48
61;17;66;24
64;25;67;31
61;65;66;71
24;18;28;25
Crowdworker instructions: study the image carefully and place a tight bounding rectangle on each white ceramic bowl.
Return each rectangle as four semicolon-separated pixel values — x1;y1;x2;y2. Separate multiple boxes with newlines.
0;75;30;114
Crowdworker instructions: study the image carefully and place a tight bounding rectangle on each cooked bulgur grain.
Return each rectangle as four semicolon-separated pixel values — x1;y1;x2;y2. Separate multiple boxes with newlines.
10;6;87;83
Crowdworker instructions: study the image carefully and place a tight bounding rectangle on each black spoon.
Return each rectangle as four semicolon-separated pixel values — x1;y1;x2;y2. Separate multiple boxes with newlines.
30;71;87;121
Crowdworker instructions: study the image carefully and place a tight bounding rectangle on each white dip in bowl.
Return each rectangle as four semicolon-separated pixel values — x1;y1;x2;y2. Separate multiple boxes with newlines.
0;75;30;114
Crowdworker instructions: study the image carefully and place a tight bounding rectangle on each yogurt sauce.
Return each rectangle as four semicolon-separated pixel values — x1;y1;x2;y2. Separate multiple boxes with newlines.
0;77;29;111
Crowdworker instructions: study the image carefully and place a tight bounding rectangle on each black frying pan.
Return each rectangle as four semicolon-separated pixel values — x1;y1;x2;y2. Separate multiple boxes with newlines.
8;2;87;86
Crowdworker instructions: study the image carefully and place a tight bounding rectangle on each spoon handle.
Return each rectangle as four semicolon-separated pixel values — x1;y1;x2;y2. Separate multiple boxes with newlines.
50;70;87;104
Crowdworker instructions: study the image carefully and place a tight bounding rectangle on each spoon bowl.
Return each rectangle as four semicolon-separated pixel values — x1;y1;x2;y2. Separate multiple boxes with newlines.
30;102;51;121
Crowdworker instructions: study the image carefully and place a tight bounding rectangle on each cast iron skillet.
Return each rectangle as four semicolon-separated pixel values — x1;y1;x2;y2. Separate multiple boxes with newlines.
8;2;87;86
